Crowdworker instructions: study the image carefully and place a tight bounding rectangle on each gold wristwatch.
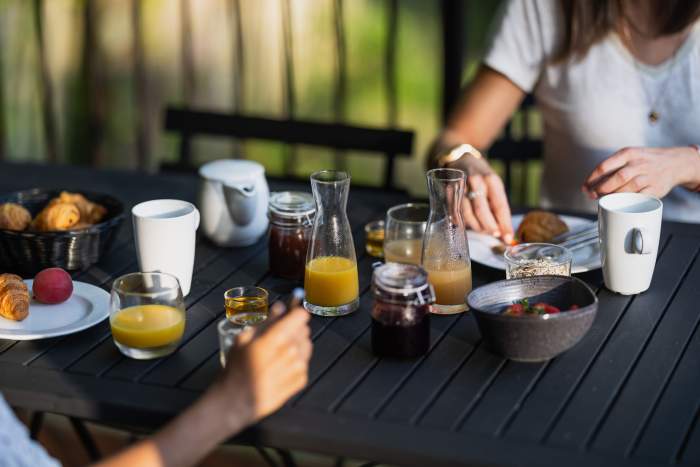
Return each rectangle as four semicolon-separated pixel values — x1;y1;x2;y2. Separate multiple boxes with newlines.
436;143;483;168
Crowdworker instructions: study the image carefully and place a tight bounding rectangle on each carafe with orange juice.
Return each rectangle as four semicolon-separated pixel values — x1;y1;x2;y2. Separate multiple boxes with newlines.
304;170;360;316
422;168;472;314
110;272;186;359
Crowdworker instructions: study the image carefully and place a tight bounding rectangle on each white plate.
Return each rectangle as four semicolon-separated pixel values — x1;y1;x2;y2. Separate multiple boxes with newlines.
0;280;110;340
468;214;601;274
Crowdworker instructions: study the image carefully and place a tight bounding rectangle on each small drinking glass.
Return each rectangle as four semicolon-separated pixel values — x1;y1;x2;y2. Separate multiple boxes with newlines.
504;243;573;279
218;318;245;367
110;272;186;360
365;220;385;258
384;203;429;265
224;286;269;326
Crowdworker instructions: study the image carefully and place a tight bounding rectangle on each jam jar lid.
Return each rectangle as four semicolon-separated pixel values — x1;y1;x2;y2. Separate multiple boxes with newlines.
269;191;315;221
373;262;431;296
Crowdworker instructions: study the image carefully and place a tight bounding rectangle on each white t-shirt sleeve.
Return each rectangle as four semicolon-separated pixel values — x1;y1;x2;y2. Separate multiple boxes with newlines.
483;0;559;93
0;394;61;467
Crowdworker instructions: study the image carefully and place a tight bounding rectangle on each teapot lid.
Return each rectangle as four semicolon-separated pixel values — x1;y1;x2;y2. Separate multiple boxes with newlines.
199;159;265;183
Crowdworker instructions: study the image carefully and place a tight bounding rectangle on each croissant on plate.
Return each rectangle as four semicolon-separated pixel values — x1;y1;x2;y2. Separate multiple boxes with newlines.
0;203;32;231
50;191;107;225
31;202;81;231
0;273;29;321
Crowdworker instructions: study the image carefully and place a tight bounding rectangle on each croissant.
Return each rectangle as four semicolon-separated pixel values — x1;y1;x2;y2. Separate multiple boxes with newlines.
31;202;81;231
0;273;29;321
50;192;106;225
0;203;32;231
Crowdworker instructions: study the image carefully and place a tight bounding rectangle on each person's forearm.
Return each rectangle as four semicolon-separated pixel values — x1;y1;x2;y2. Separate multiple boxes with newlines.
95;384;250;467
681;145;700;191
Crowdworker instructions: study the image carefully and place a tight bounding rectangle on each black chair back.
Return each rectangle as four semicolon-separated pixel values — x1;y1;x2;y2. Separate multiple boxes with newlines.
162;107;414;190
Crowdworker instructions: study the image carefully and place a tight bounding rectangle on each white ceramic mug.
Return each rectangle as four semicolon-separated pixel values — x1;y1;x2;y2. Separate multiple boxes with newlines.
132;200;200;296
598;193;663;295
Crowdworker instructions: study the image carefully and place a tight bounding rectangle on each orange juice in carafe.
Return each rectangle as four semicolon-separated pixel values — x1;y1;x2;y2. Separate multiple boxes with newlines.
304;256;359;307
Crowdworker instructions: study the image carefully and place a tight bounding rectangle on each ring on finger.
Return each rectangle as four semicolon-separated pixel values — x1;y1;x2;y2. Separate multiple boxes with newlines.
467;190;484;200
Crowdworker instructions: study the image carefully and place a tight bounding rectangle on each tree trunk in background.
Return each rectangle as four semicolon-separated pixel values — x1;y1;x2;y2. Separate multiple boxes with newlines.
180;0;195;108
281;0;297;175
66;0;106;166
131;0;149;170
33;0;59;164
0;7;5;161
228;0;244;157
332;0;346;170
84;0;106;166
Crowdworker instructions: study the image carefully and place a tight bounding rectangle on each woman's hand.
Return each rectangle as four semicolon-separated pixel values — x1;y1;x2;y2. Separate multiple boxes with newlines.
214;305;312;429
583;146;700;199
447;154;514;243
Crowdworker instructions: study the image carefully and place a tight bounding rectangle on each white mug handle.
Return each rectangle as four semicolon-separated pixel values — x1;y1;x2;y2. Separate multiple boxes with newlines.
193;207;200;231
632;227;652;255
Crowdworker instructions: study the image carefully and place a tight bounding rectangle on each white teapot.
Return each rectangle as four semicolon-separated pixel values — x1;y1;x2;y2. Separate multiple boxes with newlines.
198;160;269;247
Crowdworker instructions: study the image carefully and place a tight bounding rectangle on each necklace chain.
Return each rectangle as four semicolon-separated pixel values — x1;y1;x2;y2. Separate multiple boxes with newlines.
622;18;683;125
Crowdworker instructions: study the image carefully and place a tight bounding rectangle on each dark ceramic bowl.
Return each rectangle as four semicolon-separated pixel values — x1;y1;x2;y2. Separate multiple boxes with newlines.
467;276;598;362
0;188;125;275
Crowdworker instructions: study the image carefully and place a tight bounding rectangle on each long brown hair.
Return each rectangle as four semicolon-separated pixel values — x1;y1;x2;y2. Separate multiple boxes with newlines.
555;0;700;62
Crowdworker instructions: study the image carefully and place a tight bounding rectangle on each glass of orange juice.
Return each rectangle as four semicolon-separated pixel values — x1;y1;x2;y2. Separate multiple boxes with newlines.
109;272;186;359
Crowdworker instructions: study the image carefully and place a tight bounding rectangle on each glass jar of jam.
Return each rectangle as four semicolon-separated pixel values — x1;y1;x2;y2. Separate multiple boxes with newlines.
371;263;435;358
268;191;315;281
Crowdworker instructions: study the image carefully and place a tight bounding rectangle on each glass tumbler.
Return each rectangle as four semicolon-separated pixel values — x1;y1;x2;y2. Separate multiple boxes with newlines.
384;203;429;265
110;272;186;359
224;286;269;326
304;170;360;316
422;168;472;314
364;220;385;258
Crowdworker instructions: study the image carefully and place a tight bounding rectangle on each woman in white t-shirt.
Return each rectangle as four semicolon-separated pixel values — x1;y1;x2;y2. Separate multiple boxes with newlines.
429;0;700;243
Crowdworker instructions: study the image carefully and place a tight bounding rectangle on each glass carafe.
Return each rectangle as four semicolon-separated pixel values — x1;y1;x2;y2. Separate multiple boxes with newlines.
421;168;472;314
304;170;360;316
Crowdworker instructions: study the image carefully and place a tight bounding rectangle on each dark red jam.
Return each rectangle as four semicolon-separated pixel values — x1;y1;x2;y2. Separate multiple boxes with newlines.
371;263;435;358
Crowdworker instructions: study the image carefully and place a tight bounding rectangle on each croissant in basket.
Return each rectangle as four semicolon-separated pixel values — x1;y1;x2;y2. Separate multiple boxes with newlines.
0;203;32;231
50;191;107;225
31;202;81;231
0;273;29;321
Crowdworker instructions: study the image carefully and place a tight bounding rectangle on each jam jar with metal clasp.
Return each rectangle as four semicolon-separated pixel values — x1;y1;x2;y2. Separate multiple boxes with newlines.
371;263;435;358
268;191;315;281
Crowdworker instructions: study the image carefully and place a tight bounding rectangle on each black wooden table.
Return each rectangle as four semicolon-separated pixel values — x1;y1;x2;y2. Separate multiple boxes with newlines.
1;162;699;467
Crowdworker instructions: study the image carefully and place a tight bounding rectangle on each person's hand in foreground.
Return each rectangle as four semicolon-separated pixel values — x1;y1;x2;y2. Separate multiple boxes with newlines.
583;146;700;199
96;304;311;467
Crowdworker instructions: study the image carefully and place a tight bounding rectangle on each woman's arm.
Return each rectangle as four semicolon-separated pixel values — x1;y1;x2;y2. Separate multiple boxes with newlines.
95;306;312;467
428;65;526;243
583;146;700;199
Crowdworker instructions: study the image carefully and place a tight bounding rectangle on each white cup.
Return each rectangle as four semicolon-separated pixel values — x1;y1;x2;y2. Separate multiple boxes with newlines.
598;193;663;295
132;200;200;296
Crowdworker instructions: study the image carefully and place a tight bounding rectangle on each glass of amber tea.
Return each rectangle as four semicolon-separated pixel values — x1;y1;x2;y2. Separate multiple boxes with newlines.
224;286;269;326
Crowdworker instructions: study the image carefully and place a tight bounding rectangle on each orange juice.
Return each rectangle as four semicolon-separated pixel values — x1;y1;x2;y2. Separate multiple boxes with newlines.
384;239;423;265
110;304;185;349
304;256;359;306
425;265;472;306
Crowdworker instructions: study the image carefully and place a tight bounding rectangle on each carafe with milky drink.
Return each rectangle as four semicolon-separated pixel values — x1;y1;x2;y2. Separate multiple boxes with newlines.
422;168;472;314
304;170;359;316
